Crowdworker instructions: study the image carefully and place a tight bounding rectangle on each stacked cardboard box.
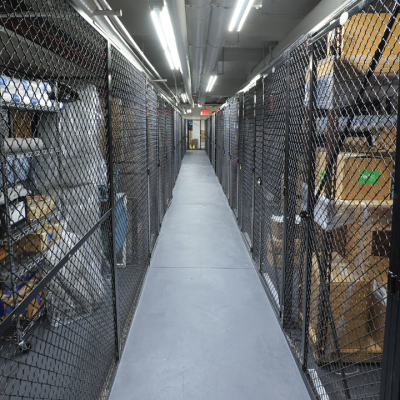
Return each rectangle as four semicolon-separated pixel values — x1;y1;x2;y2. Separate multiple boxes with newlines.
17;222;61;253
309;253;382;363
267;215;302;269
26;195;56;222
327;13;400;75
306;13;397;362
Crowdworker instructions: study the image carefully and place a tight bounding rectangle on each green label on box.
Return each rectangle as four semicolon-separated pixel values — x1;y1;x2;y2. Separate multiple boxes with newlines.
319;172;325;182
359;171;380;184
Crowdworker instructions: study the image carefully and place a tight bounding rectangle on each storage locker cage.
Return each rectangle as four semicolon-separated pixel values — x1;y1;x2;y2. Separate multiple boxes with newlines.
0;0;185;398
209;0;400;398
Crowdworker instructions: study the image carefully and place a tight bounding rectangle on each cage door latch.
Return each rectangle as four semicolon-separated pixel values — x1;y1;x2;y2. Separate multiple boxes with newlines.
388;271;399;300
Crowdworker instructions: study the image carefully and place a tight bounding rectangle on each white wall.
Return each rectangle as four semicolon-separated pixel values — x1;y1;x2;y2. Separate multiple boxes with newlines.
192;120;201;144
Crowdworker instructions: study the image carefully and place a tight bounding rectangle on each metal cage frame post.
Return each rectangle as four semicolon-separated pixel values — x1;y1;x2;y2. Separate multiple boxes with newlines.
300;42;316;370
379;63;400;400
146;77;152;259
280;58;292;323
250;90;256;250
106;41;121;360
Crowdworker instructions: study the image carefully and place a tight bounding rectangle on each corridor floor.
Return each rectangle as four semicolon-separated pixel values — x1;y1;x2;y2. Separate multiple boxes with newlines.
109;151;310;400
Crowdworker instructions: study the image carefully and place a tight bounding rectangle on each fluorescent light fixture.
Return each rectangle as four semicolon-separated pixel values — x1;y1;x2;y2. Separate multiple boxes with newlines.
237;0;255;31
206;75;217;92
187;109;192;114
151;3;181;71
240;73;260;93
229;0;255;32
229;0;246;31
181;93;188;103
249;73;260;86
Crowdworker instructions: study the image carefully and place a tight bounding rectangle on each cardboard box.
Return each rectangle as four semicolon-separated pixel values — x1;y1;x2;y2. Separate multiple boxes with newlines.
266;233;302;255
327;13;400;75
17;222;61;253
0;248;7;262
346;201;392;269
318;151;394;201
368;256;388;344
27;195;56;222
270;215;302;241
190;139;198;149
310;252;372;350
373;125;397;155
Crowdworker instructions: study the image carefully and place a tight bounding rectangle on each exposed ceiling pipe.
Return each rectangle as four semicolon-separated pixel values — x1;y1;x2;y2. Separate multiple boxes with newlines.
198;0;232;105
187;0;213;96
168;0;194;106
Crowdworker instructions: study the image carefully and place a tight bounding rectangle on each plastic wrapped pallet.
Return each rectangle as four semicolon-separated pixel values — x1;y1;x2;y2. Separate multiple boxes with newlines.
59;183;101;237
30;114;60;190
59;85;107;187
45;231;105;326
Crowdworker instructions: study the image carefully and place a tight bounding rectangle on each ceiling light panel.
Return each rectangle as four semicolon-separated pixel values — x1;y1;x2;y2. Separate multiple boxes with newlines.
151;3;181;71
206;75;217;92
229;0;255;32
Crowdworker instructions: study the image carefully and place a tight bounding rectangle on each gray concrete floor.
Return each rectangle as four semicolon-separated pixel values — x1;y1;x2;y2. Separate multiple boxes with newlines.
109;151;310;400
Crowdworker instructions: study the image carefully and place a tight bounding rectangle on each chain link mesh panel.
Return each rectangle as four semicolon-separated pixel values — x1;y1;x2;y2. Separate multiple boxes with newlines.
260;63;287;312
158;98;167;220
110;48;150;347
301;1;398;398
0;1;118;398
282;40;311;358
210;0;400;398
222;105;230;198
229;99;239;218
165;104;173;206
216;110;224;184
240;88;255;249
253;79;264;266
0;1;184;397
147;85;159;252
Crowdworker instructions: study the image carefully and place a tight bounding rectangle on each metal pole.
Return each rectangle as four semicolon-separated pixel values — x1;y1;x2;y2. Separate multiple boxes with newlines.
300;44;316;368
250;89;256;250
146;77;152;255
379;60;400;400
106;41;121;360
258;78;265;270
280;58;292;323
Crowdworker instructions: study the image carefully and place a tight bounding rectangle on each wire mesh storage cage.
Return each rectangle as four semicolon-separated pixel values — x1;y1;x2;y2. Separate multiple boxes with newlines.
0;0;184;398
209;0;400;398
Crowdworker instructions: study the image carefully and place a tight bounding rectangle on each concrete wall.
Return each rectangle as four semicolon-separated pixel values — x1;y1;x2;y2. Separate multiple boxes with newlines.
192;120;201;148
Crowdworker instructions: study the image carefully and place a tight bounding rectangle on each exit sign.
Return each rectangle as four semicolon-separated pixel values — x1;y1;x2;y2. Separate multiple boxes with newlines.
201;109;210;116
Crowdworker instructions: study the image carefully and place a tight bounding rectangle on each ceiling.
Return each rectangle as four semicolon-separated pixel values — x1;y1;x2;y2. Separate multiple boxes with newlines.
107;0;322;113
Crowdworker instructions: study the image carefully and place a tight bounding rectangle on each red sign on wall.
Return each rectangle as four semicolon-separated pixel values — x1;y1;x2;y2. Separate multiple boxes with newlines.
201;109;210;116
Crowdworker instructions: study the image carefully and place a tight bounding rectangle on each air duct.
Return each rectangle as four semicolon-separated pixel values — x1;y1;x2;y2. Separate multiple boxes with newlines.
186;0;213;96
198;0;232;104
168;0;194;106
